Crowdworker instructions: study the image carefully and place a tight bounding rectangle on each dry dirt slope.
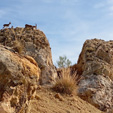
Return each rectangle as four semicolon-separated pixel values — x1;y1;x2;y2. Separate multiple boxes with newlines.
27;86;103;113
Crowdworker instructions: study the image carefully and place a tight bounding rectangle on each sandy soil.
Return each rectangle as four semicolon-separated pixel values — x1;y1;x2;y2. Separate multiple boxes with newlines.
26;86;103;113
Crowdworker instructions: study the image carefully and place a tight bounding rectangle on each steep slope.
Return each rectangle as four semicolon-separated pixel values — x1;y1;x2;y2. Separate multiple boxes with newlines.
27;86;103;113
0;28;105;113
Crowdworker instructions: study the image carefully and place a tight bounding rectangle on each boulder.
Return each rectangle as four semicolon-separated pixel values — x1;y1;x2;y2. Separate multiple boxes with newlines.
0;27;57;84
77;39;113;78
0;45;40;113
77;39;113;112
78;74;113;112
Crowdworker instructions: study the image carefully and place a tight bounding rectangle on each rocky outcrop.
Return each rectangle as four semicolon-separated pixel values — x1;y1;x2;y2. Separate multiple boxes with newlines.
0;27;57;84
0;45;40;113
77;39;113;112
77;39;113;78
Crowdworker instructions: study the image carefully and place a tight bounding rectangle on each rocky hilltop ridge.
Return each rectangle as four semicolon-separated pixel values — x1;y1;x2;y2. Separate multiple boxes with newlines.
0;26;109;113
0;27;57;85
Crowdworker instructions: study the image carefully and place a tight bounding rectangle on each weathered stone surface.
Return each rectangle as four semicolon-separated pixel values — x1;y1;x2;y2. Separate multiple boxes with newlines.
0;45;40;113
77;39;113;79
78;75;113;112
0;27;57;84
77;39;113;112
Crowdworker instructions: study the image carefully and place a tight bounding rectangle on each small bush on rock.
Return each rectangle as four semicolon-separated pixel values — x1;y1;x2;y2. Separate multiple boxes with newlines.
13;40;24;54
57;55;72;68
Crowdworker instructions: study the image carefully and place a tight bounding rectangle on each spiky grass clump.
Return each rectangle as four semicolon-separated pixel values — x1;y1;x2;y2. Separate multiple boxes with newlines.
52;68;77;95
13;40;24;54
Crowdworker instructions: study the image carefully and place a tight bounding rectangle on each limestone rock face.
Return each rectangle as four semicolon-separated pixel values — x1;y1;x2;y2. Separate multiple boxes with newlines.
0;45;40;113
77;39;113;79
78;75;113;112
77;39;113;112
0;28;57;84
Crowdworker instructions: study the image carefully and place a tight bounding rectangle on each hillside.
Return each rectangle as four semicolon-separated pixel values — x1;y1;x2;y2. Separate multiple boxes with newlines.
0;27;108;113
27;86;103;113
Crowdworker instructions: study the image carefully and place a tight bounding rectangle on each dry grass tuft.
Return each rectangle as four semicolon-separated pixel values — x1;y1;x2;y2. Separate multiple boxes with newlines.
52;68;78;95
13;40;24;54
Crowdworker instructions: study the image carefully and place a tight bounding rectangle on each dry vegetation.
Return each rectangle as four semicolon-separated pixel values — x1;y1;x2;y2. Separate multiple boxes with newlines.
52;68;78;95
13;40;24;54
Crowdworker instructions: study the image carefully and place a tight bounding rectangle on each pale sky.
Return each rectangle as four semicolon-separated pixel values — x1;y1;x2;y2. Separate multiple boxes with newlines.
0;0;113;65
